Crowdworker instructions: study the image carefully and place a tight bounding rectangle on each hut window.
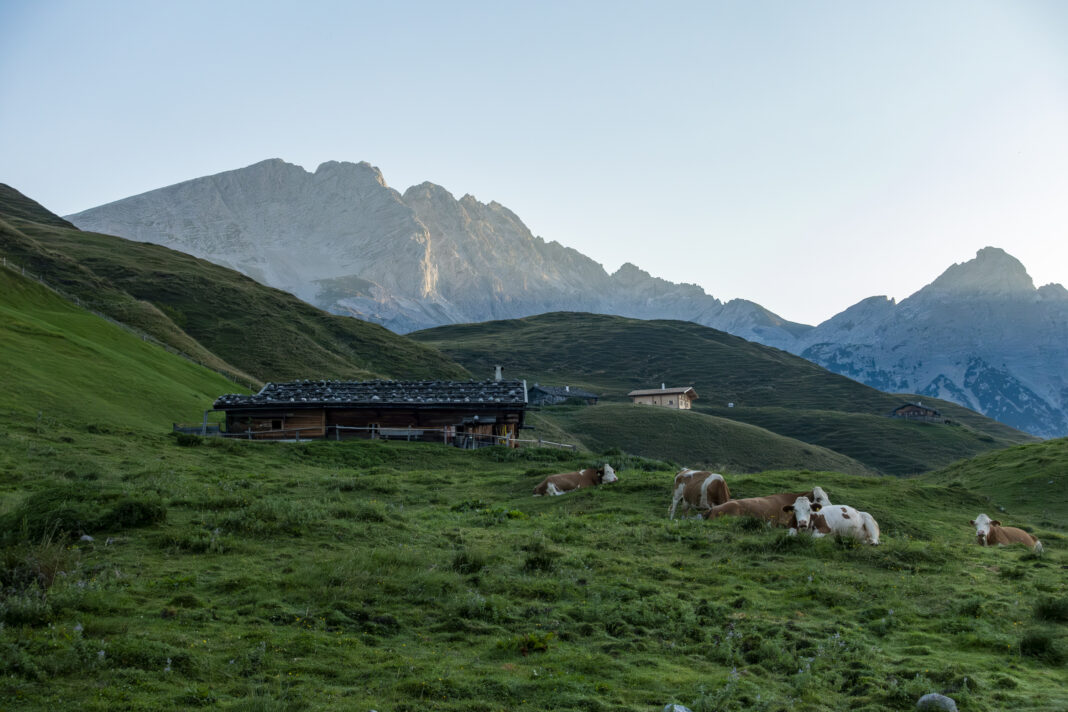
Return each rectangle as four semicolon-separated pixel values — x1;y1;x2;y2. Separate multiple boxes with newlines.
271;419;282;431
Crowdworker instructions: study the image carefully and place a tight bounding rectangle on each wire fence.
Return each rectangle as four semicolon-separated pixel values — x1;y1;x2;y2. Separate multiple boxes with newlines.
173;423;575;450
1;253;257;390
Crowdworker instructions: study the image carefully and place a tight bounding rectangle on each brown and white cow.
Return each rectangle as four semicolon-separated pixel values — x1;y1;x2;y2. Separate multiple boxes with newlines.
668;469;731;518
702;490;818;527
971;513;1043;552
533;464;617;496
784;496;880;545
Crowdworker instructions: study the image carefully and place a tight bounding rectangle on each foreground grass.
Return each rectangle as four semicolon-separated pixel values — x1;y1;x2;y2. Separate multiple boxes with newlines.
1;416;1065;711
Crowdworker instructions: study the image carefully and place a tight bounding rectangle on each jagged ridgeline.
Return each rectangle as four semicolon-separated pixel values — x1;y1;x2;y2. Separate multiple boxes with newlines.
63;158;1068;438
0;184;469;384
411;312;1036;476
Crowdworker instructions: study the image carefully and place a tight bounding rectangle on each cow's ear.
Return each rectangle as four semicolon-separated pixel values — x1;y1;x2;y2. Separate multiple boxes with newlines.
782;504;794;512
811;503;822;512
969;520;975;525
991;520;1001;526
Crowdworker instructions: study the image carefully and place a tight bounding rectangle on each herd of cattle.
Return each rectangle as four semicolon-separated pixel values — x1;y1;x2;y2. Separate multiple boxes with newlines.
533;464;1044;552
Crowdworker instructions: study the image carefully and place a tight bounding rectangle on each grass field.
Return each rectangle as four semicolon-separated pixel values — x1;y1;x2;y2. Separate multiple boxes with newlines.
532;403;877;476
1;423;1065;712
1;187;1064;711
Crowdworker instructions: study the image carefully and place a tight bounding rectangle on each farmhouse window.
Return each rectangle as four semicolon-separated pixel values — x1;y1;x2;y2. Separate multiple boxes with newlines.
271;419;282;430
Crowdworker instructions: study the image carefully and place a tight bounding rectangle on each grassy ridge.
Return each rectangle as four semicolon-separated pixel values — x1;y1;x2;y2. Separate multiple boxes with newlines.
922;437;1068;528
0;267;237;430
697;405;1014;477
536;403;878;476
0;186;469;384
413;313;1034;474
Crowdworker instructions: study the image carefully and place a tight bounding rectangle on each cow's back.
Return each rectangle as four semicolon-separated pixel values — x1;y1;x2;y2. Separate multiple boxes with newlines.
533;469;596;496
989;525;1040;549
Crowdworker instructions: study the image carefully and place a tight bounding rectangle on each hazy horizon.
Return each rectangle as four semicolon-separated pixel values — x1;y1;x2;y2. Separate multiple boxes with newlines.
2;1;1066;325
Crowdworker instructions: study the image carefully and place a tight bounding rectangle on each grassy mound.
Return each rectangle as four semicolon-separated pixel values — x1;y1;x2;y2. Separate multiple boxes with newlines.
0;421;1064;711
536;403;876;476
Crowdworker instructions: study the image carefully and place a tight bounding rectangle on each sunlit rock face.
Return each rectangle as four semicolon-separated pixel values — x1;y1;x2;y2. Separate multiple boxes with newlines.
69;162;1067;437
66;158;811;341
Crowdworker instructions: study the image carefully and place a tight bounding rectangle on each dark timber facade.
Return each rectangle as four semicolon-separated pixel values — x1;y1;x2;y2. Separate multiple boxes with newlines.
214;380;527;447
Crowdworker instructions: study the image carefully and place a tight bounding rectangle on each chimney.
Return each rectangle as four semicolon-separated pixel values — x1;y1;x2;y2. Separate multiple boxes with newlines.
494;365;503;381
661;383;665;390
565;385;570;392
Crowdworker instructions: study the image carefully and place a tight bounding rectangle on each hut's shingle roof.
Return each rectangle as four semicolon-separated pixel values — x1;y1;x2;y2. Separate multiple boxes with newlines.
214;380;527;409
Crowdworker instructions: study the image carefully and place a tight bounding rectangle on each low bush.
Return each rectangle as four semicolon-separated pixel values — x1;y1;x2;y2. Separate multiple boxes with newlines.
1033;596;1068;623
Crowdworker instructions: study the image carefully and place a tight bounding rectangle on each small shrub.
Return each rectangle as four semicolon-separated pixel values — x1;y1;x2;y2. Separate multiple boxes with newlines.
521;541;558;573
173;432;203;447
499;631;554;655
451;549;486;575
101;496;167;529
1034;596;1068;623
1019;629;1065;664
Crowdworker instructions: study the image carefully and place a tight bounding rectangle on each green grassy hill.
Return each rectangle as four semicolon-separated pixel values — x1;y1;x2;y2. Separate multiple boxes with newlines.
535;403;878;476
922;437;1068;529
0;184;468;384
1;254;1065;711
412;312;1035;475
0;266;237;430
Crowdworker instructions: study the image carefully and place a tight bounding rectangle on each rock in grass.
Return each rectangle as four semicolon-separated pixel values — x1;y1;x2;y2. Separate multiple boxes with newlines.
662;706;693;712
917;693;958;711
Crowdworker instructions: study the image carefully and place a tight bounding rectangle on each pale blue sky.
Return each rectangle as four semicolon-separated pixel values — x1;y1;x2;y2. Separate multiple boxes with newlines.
2;1;1066;325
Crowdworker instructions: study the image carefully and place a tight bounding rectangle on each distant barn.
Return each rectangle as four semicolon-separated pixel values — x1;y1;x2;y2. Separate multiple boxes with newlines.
890;402;945;423
627;385;698;410
212;379;527;447
528;383;599;406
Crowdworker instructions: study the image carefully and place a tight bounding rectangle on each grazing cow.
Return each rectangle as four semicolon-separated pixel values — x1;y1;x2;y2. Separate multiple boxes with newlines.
703;490;817;527
785;496;880;545
971;513;1042;552
668;469;732;518
533;464;617;496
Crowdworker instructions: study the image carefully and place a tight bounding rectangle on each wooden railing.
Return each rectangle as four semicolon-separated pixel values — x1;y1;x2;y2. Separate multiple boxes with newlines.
172;423;575;450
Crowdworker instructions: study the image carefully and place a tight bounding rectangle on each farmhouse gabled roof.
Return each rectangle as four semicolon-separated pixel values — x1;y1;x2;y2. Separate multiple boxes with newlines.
530;385;599;399
627;387;698;398
214;379;528;410
892;402;941;415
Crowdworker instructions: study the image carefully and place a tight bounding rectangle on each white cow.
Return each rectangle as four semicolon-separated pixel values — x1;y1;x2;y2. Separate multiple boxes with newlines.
784;496;880;545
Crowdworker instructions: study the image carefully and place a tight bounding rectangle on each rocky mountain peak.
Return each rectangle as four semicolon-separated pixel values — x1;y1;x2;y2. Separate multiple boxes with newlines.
314;160;388;188
926;246;1035;296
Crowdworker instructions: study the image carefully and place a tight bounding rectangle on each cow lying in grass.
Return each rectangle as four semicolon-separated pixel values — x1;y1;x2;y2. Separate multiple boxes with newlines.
533;464;617;496
971;513;1043;552
668;469;731;518
702;490;819;527
784;496;880;545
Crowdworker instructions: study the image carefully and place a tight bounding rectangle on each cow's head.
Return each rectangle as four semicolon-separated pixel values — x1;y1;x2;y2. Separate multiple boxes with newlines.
971;513;1000;545
784;496;820;530
599;464;618;484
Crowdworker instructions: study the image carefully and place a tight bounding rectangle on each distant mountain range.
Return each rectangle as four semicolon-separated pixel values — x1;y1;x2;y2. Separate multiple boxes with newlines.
67;159;1068;437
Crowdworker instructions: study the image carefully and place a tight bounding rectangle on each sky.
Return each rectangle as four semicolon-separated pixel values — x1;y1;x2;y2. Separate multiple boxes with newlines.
2;0;1066;325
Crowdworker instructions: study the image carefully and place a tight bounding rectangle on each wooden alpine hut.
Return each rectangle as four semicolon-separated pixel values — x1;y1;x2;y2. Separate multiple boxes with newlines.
213;379;528;447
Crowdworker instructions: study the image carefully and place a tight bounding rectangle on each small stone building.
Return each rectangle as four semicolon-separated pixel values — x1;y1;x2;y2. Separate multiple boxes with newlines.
528;384;599;406
627;385;698;410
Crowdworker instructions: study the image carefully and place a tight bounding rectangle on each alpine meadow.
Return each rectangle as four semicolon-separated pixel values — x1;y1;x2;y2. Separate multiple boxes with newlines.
1;186;1066;712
